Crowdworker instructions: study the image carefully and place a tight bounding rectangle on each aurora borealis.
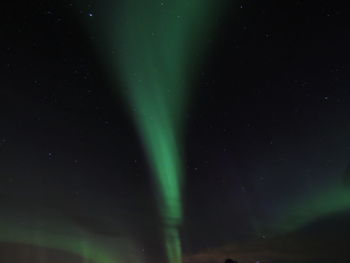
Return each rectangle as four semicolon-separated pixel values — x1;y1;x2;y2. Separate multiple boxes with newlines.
2;0;350;263
111;1;217;262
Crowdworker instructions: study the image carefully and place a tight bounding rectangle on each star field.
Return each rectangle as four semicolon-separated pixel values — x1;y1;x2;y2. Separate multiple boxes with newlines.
1;1;350;263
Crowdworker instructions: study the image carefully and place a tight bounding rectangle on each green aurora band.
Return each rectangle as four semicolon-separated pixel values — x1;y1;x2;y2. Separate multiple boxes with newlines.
0;202;142;263
113;1;217;262
0;220;117;263
275;183;350;233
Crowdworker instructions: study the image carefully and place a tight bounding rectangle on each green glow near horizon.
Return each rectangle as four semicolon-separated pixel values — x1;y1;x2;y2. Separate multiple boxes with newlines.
0;222;116;263
275;183;350;233
114;1;216;262
0;212;143;263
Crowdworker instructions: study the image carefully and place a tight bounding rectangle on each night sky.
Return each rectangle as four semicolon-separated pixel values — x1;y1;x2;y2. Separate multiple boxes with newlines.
1;1;350;263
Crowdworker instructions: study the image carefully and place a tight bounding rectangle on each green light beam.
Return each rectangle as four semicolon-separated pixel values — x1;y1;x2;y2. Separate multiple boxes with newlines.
113;1;218;262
